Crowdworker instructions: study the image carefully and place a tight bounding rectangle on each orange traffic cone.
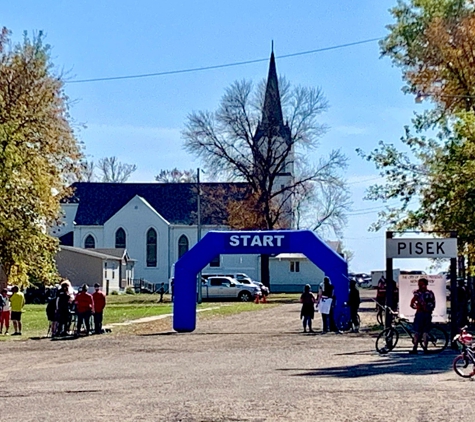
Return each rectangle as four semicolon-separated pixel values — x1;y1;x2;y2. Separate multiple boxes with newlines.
254;293;260;304
262;294;267;303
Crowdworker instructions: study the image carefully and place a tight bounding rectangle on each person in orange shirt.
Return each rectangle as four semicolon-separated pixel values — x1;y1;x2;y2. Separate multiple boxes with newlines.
92;283;106;334
75;284;94;336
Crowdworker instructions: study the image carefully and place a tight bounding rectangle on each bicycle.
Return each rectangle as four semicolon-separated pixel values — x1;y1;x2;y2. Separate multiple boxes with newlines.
334;302;360;333
453;327;475;378
375;305;448;354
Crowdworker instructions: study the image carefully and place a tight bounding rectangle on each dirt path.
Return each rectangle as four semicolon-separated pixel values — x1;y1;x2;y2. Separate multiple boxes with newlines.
0;298;473;421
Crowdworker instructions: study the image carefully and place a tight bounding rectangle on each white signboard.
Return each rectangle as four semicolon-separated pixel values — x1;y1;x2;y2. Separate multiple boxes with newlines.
398;274;447;323
386;238;457;259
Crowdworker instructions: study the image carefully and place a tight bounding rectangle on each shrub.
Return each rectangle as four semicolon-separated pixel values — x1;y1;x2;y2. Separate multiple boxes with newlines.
125;287;136;295
110;290;119;296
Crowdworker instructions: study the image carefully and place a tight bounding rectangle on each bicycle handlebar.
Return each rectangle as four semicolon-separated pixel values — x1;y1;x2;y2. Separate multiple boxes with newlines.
372;299;398;315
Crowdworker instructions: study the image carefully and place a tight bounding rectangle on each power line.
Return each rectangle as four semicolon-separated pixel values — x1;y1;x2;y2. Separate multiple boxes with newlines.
67;37;383;84
347;176;382;185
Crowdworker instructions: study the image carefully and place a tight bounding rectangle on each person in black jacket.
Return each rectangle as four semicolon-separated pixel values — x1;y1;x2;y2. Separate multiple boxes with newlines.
348;279;361;333
300;284;316;333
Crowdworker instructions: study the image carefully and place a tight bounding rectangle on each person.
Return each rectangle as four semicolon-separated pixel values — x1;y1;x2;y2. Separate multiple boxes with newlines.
375;276;399;322
348;279;361;333
46;294;57;337
300;284;316;333
158;282;165;303
10;286;25;336
0;288;10;335
375;276;386;314
75;284;94;336
410;277;436;354
317;277;334;333
55;281;73;336
92;283;106;334
456;279;469;329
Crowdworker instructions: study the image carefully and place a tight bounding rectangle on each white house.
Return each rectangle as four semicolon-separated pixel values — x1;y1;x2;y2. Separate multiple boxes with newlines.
55;246;135;293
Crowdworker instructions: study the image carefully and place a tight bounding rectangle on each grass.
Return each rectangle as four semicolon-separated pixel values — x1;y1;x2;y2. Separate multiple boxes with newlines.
0;293;283;340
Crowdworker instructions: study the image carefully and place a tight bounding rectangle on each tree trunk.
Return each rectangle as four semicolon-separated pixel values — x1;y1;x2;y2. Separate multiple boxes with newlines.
260;254;270;288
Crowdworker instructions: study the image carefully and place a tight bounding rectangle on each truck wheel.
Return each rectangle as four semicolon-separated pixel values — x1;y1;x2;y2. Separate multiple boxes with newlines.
238;291;252;302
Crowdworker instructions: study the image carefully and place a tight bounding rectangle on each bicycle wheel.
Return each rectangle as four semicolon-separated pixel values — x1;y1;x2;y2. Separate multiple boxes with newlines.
424;326;448;353
453;354;475;378
376;328;399;354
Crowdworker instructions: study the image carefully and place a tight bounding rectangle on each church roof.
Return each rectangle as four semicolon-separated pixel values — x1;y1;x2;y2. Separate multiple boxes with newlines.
262;51;284;127
254;51;291;142
65;182;250;226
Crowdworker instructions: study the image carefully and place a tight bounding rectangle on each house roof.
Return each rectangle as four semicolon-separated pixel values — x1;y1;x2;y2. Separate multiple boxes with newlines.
94;248;137;262
59;245;123;261
65;182;250;226
273;253;307;260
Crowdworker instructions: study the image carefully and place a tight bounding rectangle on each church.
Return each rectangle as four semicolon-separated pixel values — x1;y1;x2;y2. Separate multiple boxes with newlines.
52;52;331;292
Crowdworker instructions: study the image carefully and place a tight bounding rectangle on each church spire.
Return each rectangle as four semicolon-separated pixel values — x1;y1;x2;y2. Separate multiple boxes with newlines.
261;50;284;127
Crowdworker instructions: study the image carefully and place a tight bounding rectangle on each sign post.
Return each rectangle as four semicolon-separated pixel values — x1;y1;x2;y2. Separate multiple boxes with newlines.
385;232;394;329
386;231;458;347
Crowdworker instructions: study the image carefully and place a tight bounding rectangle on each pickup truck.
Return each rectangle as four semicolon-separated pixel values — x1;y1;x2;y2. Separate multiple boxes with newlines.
201;276;259;302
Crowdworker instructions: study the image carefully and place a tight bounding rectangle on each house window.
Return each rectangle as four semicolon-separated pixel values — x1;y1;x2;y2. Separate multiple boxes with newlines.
178;235;189;259
290;261;300;272
115;228;126;248
210;255;220;268
146;228;157;267
84;235;95;249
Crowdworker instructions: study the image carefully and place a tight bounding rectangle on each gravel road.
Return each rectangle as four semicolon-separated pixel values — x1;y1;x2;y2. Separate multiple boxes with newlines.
0;298;473;422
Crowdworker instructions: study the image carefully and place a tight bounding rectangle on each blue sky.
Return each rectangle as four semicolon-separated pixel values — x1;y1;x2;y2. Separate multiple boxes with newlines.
5;0;441;273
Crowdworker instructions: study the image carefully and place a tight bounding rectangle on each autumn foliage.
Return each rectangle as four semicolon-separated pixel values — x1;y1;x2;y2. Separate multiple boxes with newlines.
0;28;82;285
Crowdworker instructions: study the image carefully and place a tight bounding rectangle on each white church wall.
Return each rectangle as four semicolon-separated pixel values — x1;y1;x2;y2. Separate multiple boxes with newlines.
103;195;170;285
75;226;105;249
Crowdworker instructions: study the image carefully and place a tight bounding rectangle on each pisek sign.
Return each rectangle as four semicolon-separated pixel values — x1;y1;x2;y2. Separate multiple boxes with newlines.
386;238;457;259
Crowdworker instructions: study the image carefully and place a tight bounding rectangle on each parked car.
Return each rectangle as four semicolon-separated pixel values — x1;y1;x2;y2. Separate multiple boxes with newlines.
349;272;372;288
201;276;259;302
202;273;262;292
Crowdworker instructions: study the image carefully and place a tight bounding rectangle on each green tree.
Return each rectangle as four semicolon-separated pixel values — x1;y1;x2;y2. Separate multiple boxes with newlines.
360;0;475;270
0;28;82;286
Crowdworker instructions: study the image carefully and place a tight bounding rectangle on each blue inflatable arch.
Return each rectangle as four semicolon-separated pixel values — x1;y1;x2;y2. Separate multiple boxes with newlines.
173;230;349;332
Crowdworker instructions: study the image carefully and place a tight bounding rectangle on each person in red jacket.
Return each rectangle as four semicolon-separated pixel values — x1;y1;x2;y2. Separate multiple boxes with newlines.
92;283;106;334
75;284;94;336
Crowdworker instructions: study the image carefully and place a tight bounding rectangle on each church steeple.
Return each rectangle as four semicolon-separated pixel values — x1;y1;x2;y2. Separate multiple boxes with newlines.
261;51;284;127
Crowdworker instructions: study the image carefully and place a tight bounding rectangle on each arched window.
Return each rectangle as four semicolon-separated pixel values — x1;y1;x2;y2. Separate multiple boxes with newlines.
115;227;126;249
146;228;157;267
178;235;189;259
84;234;95;249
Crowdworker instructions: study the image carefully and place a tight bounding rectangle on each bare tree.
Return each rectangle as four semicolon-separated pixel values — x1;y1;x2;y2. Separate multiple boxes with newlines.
294;180;351;238
155;168;197;183
97;156;137;183
79;160;95;182
183;54;348;288
183;64;348;231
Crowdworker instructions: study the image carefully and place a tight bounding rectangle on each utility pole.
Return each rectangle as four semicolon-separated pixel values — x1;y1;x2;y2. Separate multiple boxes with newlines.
197;168;202;304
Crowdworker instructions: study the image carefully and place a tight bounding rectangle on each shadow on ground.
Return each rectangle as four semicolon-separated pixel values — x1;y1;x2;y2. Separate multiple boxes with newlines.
278;351;456;378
